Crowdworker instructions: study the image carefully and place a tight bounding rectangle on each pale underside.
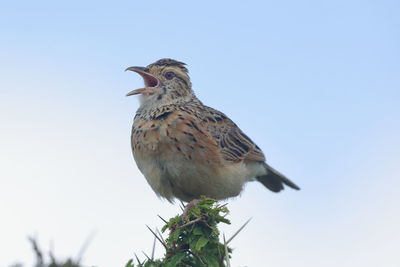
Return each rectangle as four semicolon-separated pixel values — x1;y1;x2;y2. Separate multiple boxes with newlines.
131;104;268;202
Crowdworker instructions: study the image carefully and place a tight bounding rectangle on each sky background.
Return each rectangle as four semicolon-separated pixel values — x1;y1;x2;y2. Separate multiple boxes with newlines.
0;0;399;266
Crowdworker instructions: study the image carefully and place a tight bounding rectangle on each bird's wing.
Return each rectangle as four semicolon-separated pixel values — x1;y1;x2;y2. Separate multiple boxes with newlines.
199;106;266;163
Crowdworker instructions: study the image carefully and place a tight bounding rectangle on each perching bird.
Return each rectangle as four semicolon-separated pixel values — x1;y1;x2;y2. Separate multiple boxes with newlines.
126;58;300;202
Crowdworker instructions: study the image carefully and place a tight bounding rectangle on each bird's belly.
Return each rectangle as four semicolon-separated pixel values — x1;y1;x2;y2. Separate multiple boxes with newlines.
133;142;253;202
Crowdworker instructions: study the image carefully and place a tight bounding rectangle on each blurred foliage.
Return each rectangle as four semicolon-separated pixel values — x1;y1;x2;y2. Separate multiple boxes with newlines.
13;197;248;267
18;237;84;267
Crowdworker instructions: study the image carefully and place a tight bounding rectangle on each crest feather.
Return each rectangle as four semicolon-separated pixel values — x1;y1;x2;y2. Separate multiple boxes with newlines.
148;58;188;73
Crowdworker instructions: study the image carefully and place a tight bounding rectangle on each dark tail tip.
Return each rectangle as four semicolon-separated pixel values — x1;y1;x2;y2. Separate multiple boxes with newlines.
257;163;300;193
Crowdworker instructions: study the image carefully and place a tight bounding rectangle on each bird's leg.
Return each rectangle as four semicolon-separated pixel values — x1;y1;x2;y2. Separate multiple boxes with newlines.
181;199;200;220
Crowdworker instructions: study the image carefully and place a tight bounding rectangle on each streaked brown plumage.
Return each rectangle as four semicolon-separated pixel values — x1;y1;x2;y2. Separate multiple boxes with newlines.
126;58;300;202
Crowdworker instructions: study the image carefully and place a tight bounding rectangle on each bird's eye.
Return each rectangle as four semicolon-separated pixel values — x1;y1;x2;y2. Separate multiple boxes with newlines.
164;71;175;80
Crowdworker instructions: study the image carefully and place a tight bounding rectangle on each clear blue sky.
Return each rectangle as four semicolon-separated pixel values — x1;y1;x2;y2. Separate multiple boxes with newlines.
1;1;399;266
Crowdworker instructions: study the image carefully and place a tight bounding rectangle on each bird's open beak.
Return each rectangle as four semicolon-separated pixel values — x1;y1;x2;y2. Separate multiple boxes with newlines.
125;66;160;96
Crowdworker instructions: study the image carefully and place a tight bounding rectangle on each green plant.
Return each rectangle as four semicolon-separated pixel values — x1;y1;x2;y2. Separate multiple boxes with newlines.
16;198;249;267
128;197;250;267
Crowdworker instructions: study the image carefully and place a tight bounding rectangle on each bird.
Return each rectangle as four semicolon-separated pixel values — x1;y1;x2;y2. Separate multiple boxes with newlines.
126;58;300;203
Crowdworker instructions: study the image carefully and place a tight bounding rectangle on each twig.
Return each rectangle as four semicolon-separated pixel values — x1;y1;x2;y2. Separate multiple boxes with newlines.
49;239;56;264
223;234;231;267
156;228;165;244
157;214;168;224
179;217;202;229
179;200;186;211
76;231;95;263
151;235;156;260
227;218;252;244
28;236;44;266
142;251;151;261
217;203;228;209
134;253;142;265
146;225;167;249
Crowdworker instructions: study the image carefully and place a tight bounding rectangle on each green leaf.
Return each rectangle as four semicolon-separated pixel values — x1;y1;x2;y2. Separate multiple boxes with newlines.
204;254;219;267
165;252;185;267
169;229;181;242
210;259;219;267
124;259;134;267
195;236;209;251
192;226;203;235
190;206;201;217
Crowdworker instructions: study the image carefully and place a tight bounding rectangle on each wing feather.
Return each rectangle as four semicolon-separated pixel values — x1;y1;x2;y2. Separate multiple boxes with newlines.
199;106;266;163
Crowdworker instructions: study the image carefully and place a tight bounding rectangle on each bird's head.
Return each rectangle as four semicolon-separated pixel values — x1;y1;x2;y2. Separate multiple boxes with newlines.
126;58;193;107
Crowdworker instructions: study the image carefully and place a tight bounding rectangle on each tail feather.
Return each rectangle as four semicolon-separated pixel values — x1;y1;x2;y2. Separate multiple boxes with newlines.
256;163;300;193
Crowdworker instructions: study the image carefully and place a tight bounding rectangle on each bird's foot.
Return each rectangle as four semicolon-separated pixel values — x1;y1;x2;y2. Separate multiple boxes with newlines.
181;199;200;220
